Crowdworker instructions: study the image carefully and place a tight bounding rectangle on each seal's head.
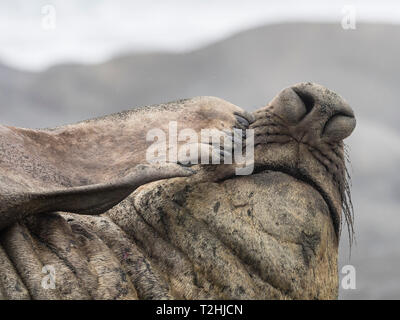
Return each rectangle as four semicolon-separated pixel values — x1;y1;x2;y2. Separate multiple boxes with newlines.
251;82;356;242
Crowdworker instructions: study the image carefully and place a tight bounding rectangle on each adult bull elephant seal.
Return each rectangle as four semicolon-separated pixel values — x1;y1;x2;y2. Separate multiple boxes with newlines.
0;82;356;300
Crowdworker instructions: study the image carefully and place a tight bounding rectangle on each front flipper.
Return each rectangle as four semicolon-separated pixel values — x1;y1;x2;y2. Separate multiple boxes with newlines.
0;163;195;230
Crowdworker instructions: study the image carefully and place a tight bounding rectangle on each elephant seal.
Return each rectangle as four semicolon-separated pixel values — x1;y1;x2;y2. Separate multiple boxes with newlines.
0;83;355;300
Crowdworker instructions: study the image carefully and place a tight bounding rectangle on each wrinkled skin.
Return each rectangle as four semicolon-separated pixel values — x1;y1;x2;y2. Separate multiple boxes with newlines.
0;83;355;299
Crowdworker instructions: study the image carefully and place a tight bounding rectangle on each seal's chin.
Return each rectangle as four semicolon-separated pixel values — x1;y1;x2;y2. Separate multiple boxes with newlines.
253;164;341;238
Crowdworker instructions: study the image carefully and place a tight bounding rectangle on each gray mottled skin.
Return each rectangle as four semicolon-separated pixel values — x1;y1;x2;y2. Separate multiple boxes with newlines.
0;83;355;299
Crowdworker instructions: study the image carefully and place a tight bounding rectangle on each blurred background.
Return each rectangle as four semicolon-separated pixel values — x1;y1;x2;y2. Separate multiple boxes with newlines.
1;0;399;299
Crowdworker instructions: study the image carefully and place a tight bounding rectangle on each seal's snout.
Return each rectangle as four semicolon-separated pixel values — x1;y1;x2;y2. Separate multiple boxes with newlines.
267;82;356;144
250;83;355;240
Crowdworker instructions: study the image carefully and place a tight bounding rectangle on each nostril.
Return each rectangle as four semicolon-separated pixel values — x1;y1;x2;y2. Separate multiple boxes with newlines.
292;88;315;116
322;113;356;141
